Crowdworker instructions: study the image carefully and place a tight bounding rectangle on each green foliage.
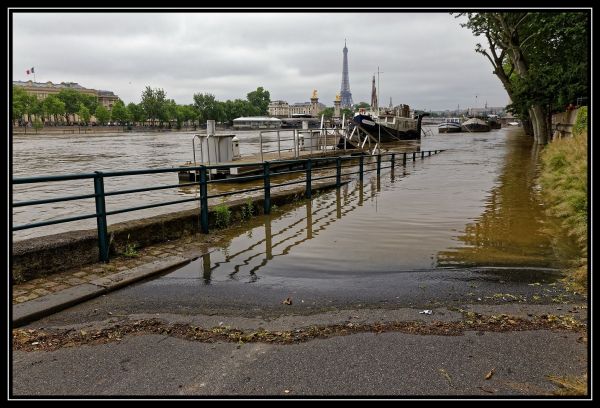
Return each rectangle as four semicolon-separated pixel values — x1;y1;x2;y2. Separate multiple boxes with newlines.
127;102;146;125
110;99;130;125
141;86;168;126
43;95;66;123
12;85;38;122
33;118;44;130
77;103;91;125
214;204;232;229
320;107;334;119
573;106;587;136
246;86;271;115
241;198;255;220
57;89;82;123
457;12;589;140
79;94;99;115
354;102;370;110
193;93;223;124
123;234;139;257
221;99;255;125
340;107;354;120
12;86;28;121
540;117;587;287
95;105;110;125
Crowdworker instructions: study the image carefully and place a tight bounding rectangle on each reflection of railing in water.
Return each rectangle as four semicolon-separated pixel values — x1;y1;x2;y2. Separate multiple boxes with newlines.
13;150;444;263
200;181;372;283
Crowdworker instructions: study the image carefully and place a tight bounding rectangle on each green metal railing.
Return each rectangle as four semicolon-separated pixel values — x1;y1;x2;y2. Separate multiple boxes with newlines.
12;150;444;263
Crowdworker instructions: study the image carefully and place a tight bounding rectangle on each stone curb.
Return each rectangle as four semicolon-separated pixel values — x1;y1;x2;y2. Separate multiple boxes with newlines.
12;256;190;327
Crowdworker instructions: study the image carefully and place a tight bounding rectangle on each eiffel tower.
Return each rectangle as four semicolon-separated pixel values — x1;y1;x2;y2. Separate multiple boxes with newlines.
340;40;353;109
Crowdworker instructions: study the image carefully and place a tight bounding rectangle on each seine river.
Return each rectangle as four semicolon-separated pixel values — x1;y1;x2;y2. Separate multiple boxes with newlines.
12;124;567;277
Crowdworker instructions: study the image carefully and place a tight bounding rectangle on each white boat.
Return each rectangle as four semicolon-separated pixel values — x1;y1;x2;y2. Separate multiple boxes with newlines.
438;118;462;133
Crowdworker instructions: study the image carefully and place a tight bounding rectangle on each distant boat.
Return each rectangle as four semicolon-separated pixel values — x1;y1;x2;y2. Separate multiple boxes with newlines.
461;117;490;132
438;118;462;133
487;114;501;129
352;108;428;142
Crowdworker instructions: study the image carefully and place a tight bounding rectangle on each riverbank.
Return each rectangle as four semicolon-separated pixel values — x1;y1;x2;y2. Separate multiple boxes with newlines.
11;125;224;135
539;107;588;291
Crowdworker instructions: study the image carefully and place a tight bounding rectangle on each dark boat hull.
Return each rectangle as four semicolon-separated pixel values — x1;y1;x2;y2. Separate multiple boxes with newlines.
353;114;419;142
438;124;462;133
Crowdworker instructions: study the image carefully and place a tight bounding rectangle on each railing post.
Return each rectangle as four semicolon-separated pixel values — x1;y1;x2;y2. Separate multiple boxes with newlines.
428;151;431;157
377;154;381;177
199;166;209;233
305;159;312;199
421;151;425;160
336;157;341;188
277;130;281;159
263;161;271;215
413;152;416;162
93;171;109;263
259;131;264;162
403;152;407;166
359;155;364;182
391;153;395;171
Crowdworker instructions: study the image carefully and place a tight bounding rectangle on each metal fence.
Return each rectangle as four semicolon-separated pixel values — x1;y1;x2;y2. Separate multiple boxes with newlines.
12;150;444;263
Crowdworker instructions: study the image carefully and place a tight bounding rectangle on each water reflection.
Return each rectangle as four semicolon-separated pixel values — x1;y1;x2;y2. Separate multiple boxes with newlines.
436;132;574;271
193;182;366;284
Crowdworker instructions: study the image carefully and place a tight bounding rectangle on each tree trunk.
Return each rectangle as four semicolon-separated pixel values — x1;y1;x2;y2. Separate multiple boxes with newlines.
522;118;533;136
531;104;549;144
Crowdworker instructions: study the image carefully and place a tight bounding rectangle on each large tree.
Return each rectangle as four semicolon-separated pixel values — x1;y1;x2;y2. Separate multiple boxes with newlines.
77;104;91;125
95;105;110;126
457;12;589;144
193;92;223;124
140;86;167;126
57;88;82;125
110;99;130;125
43;95;66;124
246;87;270;115
127;102;146;126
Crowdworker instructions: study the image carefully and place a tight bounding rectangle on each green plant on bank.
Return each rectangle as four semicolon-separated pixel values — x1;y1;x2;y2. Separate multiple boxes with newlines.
241;198;255;220
123;234;139;258
270;204;278;212
214;203;232;229
539;107;588;290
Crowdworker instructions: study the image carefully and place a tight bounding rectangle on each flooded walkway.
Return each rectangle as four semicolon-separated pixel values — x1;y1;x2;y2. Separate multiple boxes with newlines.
38;127;581;314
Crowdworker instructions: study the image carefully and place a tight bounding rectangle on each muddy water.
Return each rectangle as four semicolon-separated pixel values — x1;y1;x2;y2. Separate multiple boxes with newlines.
12;129;301;240
156;127;574;293
13;126;580;302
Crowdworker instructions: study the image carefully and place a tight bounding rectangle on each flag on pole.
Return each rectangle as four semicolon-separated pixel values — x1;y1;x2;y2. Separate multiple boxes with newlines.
26;67;34;75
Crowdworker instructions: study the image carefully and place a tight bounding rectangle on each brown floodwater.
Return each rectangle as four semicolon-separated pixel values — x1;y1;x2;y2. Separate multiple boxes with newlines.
13;126;583;301
12;126;574;278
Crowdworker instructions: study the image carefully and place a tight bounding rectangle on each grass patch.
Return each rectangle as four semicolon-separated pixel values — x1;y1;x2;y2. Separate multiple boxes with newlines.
214;203;232;229
539;108;588;289
547;374;587;396
123;234;139;258
240;198;255;220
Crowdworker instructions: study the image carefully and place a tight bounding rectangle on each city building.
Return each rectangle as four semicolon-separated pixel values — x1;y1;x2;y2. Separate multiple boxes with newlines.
267;100;290;118
13;80;119;109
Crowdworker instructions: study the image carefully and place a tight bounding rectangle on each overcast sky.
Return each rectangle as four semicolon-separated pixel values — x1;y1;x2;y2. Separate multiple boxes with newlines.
12;11;510;111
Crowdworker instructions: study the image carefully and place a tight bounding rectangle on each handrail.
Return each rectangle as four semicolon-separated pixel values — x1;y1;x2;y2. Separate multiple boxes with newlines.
12;150;445;263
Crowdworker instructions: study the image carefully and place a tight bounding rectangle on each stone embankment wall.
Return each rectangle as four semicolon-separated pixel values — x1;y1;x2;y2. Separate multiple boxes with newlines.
551;107;581;139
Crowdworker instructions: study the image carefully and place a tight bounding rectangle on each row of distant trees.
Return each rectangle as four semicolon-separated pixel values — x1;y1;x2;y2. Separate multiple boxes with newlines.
12;85;272;129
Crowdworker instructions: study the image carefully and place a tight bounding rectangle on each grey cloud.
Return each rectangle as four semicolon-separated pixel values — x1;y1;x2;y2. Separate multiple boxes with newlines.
12;11;508;110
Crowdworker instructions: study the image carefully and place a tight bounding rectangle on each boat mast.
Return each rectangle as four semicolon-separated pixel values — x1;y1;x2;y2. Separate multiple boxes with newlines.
377;66;383;153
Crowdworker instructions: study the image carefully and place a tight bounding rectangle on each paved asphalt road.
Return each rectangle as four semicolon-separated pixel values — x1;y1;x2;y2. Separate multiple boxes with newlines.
13;328;585;396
